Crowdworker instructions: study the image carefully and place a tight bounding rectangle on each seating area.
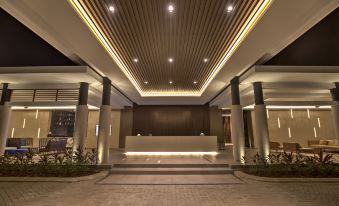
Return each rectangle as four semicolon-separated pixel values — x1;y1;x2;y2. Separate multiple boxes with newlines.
270;140;339;154
38;138;68;154
4;137;70;155
4;137;33;155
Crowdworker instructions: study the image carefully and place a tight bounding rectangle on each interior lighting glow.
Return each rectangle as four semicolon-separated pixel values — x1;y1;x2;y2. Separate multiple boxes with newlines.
290;109;294;119
125;152;218;156
11;128;15;138
168;5;174;13
109;6;115;12
12;105;99;110
227;5;234;13
37;128;41;138
242;105;332;110
313;127;317;138
277;117;281;128
35;109;39;119
22;118;26;128
288;127;291;138
317;117;321;128
307;109;310;119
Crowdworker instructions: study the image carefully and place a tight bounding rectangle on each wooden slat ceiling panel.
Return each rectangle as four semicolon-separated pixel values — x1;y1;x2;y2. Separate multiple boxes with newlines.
71;0;270;95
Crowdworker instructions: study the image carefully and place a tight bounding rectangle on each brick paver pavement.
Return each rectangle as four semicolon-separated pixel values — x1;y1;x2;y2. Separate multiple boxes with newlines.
1;175;339;206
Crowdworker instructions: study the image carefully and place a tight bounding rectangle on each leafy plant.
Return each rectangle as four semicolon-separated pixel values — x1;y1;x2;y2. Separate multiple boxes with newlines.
0;148;98;177
242;150;339;177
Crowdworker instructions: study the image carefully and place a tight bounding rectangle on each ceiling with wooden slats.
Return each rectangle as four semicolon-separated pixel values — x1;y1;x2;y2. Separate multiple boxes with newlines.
69;0;272;96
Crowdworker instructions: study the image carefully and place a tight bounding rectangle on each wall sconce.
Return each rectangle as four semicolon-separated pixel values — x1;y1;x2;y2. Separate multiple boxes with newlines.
290;109;294;119
95;124;99;137
37;128;41;138
35;109;39;119
317;117;321;128
313;127;317;138
11;128;15;138
277;117;281;128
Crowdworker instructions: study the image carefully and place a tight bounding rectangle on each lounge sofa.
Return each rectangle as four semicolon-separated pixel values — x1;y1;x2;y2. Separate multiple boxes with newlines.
308;139;339;152
4;137;33;155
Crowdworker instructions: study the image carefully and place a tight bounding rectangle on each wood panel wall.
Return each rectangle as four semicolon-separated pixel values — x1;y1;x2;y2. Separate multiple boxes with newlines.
8;109;121;149
209;106;224;146
119;107;133;148
251;109;336;147
132;105;210;137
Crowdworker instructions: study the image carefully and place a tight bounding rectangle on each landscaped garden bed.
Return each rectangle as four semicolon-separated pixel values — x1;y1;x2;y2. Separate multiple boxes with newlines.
0;149;99;177
241;152;339;178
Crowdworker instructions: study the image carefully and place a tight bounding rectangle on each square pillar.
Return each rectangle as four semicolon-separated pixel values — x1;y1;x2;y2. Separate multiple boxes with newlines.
253;82;270;158
230;77;245;163
97;77;112;164
73;82;89;151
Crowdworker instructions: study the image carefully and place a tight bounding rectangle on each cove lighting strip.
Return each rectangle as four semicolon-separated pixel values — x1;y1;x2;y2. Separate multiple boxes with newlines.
12;105;99;110
241;105;332;110
68;0;272;97
125;152;218;156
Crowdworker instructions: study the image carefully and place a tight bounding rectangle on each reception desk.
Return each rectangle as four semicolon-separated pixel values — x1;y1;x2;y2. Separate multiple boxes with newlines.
125;136;218;152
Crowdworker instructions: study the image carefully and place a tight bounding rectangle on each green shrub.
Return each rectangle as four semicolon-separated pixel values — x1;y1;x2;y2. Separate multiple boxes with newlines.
0;148;98;177
242;151;339;177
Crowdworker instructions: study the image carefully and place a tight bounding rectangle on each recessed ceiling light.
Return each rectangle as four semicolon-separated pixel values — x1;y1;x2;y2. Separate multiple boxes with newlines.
144;81;149;84
133;58;138;63
203;58;209;63
227;5;233;13
168;5;174;13
169;81;173;84
109;6;115;12
168;58;173;63
193;81;198;84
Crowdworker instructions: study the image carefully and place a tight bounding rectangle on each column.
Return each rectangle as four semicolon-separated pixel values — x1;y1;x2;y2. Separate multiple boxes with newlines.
230;77;245;163
0;83;12;155
97;77;112;164
253;82;270;158
330;85;339;142
73;82;89;152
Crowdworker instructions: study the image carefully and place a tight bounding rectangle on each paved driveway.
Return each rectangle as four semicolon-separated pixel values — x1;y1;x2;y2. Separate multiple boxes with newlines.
1;174;339;206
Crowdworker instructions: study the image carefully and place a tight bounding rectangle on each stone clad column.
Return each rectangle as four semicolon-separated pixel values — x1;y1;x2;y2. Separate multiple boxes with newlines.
73;82;89;152
0;83;12;155
230;77;245;163
97;77;112;164
253;82;270;158
330;85;339;142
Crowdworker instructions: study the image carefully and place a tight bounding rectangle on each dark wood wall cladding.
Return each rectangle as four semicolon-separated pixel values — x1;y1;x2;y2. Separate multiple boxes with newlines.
209;106;225;147
119;107;133;148
132;105;210;136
